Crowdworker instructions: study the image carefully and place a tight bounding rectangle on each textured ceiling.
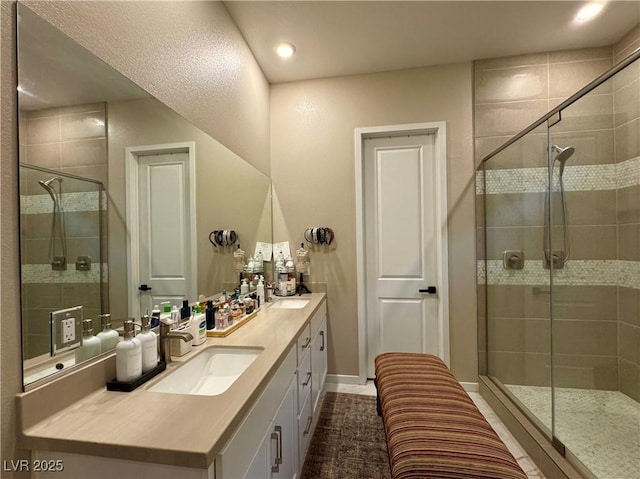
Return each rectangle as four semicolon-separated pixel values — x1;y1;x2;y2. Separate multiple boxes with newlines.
224;1;640;83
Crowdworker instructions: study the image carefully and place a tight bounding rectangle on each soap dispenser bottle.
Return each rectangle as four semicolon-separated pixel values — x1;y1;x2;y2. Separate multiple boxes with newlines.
240;278;249;295
75;318;102;363
116;320;142;382
96;314;119;351
137;315;158;372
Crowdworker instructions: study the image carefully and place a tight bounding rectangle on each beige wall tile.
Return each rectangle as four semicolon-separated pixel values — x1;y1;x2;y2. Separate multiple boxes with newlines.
567;225;617;260
66;237;101;264
476;65;548;103
551;93;613;132
21;238;49;264
549;47;612;64
616;185;640;224
26;115;60;144
25;309;51;336
475;99;549;138
553;319;617;356
62;283;102;310
485;192;545;227
551;129;614;167
612;58;639;91
22;283;64;310
488;351;551;386
61;138;107;167
475;53;548;71
25;143;60;170
488;317;549;354
619;286;640;327
64;210;101;238
613;79;640;128
620;322;640;364
618;224;639;261
60;111;106;141
553;354;618;390
564;190;617;226
613;24;640;62
21;212;51;240
479;131;548;169
485;226;543;260
59;165;107;187
619;358;640;402
614;117;640;163
549;59;613;99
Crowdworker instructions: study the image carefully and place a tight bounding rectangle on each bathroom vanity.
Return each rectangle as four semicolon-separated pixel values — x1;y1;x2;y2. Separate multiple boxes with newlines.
17;293;328;479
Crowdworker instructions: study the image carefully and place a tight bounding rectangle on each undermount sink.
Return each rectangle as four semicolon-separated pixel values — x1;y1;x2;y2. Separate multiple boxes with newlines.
271;298;310;309
148;346;263;396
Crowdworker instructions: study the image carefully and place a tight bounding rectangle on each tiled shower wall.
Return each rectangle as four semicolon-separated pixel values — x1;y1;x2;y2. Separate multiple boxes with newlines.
475;34;640;400
20;103;107;360
614;26;640;401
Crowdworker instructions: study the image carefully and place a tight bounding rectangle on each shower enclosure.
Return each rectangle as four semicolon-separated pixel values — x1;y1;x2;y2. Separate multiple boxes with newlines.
477;50;640;478
20;164;107;364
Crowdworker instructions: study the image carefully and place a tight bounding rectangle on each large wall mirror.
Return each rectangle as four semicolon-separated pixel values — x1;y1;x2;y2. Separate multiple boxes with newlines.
18;4;272;387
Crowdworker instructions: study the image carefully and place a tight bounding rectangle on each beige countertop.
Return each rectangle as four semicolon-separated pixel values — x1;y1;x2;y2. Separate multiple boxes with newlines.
17;293;326;469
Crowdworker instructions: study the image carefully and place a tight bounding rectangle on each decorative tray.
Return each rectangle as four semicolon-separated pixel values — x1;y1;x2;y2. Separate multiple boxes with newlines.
206;310;258;338
106;361;167;392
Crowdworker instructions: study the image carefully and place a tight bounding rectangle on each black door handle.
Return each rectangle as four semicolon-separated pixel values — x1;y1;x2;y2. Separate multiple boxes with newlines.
419;286;437;294
138;284;152;291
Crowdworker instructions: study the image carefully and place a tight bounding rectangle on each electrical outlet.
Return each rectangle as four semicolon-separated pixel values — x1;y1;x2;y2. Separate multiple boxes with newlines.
61;318;75;343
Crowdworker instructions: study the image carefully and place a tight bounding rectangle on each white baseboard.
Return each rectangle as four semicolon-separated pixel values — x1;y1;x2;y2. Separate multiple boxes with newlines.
325;374;366;385
461;382;479;393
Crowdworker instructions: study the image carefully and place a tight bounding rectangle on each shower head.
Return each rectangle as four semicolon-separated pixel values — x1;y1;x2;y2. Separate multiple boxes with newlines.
38;177;62;202
551;145;575;176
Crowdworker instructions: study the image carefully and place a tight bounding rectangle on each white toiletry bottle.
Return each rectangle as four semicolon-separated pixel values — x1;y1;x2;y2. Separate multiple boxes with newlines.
190;305;207;346
96;314;119;351
116;320;142;382
137;315;158;372
75;318;102;363
240;278;249;295
257;278;265;306
170;304;180;330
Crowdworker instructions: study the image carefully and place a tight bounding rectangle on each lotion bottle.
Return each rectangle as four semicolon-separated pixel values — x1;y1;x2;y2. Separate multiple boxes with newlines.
96;314;119;351
137;315;158;372
191;305;207;346
75;318;102;363
116;320;142;382
170;304;180;330
257;277;265;307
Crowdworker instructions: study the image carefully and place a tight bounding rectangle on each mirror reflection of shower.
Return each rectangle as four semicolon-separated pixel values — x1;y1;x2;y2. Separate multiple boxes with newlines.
544;144;575;269
38;176;67;270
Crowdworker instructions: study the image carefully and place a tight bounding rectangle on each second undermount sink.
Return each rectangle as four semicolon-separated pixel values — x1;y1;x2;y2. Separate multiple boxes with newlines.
271;298;310;309
148;346;263;396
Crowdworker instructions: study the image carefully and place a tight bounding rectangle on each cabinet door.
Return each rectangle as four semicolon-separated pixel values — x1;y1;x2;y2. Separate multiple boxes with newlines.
311;317;328;413
271;378;297;479
245;436;270;479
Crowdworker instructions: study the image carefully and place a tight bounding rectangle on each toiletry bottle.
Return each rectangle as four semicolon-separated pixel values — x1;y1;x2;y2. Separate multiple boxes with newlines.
191;306;207;346
206;300;216;331
151;304;161;328
180;299;191;321
216;306;228;329
75;318;102;363
170;304;180;330
116;320;142;382
96;314;119;351
257;278;265;306
137;315;158;372
241;278;249;295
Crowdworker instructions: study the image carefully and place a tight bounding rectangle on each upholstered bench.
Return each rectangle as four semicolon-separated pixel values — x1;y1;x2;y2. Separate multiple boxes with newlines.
374;352;527;479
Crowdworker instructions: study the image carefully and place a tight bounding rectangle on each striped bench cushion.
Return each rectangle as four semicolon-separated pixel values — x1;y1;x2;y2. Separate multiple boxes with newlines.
375;352;527;479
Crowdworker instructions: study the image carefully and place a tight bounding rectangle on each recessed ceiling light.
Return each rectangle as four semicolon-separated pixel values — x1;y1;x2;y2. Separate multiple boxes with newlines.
275;42;296;59
575;2;605;22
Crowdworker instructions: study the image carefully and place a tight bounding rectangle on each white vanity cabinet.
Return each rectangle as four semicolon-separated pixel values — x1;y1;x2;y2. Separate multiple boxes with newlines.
217;347;297;479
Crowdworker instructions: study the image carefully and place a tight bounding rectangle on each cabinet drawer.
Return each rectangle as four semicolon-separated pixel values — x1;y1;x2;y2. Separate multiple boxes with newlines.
296;350;311;413
296;324;311;363
297;392;313;463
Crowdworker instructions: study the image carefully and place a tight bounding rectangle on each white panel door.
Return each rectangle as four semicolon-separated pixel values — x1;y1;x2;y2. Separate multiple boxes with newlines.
364;134;440;377
137;152;192;315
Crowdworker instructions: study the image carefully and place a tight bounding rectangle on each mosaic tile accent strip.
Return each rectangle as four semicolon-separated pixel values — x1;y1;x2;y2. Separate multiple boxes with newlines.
21;191;106;215
479;259;639;289
477;157;640;195
506;384;639;479
21;263;106;284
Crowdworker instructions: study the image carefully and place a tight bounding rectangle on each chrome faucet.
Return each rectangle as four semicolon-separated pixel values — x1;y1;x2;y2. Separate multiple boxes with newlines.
159;318;193;364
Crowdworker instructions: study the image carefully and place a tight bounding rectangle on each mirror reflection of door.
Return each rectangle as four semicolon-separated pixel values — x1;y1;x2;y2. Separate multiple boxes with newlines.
126;143;197;319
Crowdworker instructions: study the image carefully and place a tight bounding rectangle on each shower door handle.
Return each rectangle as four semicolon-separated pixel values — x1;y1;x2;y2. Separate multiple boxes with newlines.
419;286;437;294
138;284;152;292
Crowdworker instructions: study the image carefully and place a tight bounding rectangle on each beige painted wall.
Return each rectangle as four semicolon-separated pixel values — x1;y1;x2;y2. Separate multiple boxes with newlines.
270;63;477;381
22;0;271;176
1;2;270;473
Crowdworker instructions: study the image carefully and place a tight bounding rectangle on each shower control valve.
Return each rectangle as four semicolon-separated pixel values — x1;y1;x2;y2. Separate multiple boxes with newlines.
503;250;524;270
